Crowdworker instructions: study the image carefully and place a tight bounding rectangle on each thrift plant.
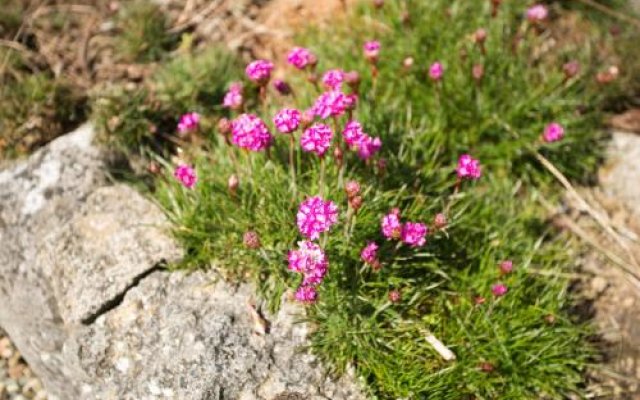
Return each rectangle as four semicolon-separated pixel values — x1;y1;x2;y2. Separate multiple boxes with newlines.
97;0;640;398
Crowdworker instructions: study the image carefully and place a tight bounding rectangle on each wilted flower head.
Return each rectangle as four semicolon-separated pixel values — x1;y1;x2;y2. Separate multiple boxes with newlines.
243;231;261;249
228;174;239;194
360;242;379;265
322;69;345;90
356;135;382;160
295;285;318;303
345;180;361;198
288;240;328;286
382;208;402;239
273;108;302;134
401;222;428;247
177;112;200;136
429;62;444;81
456;154;482;180
287;47;316;70
273;79;292;95
543;122;564;143
313;90;347;119
301;123;333;157
563;61;580;79
363;40;381;62
245;59;274;84
231;113;273;151
217;117;231;135
297;196;339;240
596;65;619;84
174;164;197;189
349;195;363;211
223;82;243;110
492;283;508;297
342;120;366;148
526;4;548;22
499;260;513;274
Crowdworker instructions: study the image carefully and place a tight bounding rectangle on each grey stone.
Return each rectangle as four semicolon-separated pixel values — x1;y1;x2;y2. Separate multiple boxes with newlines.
600;131;640;220
0;124;364;399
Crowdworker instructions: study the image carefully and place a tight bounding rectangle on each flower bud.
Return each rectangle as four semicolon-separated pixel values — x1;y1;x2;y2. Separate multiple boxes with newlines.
562;61;580;79
148;161;161;175
344;71;360;90
472;63;484;82
479;362;494;373
473;28;487;44
243;231;261;249
434;213;447;229
349;195;363;211
344;180;360;198
377;158;387;174
474;295;486;305
218;118;231;135
228;174;239;195
301;109;315;129
273;79;292;95
499;260;513;274
388;289;401;303
333;146;344;166
373;0;384;9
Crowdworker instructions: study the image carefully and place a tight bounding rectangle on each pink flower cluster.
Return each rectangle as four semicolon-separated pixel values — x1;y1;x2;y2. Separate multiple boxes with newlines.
301;123;333;156
177;112;200;136
231;113;273;151
381;209;428;247
288;241;329;287
429;62;444;81
341;120;382;160
297;196;339;240
526;4;548;22
287;47;316;70
313;90;347;119
542;122;564;143
223;82;243;110
456;154;482;180
322;69;344;90
245;60;274;84
273;108;301;134
174;164;197;189
360;242;381;269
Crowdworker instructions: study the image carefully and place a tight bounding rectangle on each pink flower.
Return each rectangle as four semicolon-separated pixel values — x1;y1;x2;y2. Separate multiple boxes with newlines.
287;47;316;70
429;62;444;81
563;61;580;79
434;213;447;229
301;123;333;157
356;135;382;160
223;83;243;110
363;40;381;62
526;4;548;22
295;285;318;303
401;222;428;247
174;164;197;189
342;120;366;148
491;283;508;297
177;112;200;136
456;154;482;180
344;93;358;110
388;289;401;303
322;69;345;90
231;113;274;152
288;240;328;286
312;90;347;119
245;60;274;84
499;260;513;274
543;122;564;143
381;208;402;239
297;196;339;240
360;242;379;264
273;108;302;134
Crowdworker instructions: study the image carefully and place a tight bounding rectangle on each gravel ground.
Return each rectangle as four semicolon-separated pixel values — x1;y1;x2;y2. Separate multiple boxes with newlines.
0;330;46;400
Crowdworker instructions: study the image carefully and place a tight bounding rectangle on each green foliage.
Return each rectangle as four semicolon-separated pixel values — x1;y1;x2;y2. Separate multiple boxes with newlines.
0;73;86;157
114;0;176;63
92;47;240;152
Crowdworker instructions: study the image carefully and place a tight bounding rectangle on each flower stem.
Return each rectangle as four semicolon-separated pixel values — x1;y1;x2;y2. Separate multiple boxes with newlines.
319;156;326;197
289;135;297;198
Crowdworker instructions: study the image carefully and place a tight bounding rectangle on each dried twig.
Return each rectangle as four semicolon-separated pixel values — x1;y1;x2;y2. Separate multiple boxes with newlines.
423;332;456;361
576;0;640;29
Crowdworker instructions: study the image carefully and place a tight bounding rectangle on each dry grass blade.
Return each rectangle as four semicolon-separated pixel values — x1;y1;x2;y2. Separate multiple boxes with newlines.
577;0;640;29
